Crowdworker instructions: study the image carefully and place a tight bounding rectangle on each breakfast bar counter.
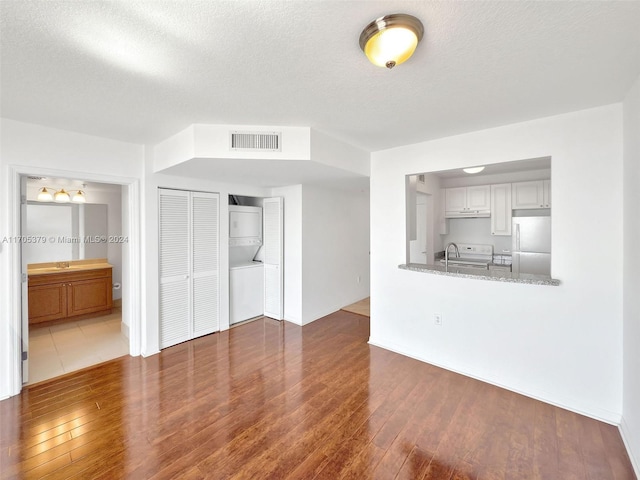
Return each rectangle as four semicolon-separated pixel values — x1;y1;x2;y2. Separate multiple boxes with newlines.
399;263;560;286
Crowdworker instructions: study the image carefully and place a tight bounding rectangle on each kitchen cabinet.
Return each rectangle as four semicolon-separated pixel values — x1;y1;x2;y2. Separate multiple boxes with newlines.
444;185;491;217
543;179;551;208
512;180;551;209
490;183;512;236
28;267;113;325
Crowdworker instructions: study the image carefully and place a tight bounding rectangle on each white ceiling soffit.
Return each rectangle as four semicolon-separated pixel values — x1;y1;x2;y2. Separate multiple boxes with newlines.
1;1;640;152
432;157;551;179
160;158;368;190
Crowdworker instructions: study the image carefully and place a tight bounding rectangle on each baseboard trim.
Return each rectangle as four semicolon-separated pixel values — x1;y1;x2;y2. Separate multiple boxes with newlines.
121;321;129;339
619;416;640;478
368;337;621;426
302;308;340;326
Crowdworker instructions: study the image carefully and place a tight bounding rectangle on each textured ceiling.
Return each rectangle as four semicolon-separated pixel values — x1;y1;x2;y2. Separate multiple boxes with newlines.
2;1;640;152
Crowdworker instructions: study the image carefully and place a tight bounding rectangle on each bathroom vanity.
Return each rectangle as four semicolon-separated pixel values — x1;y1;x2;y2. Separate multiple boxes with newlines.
27;259;113;325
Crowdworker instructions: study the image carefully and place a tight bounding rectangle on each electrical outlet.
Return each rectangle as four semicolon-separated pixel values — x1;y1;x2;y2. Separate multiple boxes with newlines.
434;313;442;326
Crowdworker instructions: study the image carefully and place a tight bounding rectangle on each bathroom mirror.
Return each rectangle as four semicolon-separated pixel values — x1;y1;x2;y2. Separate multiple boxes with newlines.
24;202;108;264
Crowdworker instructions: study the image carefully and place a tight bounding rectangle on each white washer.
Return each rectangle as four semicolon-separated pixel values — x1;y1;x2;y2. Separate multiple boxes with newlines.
230;262;264;325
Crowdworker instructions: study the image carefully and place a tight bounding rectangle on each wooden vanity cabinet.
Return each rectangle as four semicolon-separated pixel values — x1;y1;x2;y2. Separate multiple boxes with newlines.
28;267;113;325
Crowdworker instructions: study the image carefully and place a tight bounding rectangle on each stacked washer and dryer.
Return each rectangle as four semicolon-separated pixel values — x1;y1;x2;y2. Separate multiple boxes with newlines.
229;205;264;325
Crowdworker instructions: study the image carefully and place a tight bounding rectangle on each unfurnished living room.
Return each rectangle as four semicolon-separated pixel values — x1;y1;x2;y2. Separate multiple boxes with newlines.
1;1;640;479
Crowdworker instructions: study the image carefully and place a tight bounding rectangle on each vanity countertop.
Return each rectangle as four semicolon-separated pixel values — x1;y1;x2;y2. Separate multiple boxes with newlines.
28;258;113;276
399;263;560;286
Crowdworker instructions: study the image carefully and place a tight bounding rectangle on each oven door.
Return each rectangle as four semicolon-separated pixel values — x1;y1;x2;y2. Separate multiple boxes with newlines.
439;259;489;270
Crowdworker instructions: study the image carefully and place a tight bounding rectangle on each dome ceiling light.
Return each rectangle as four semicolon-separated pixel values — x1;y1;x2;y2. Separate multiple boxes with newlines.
463;166;486;174
359;13;424;69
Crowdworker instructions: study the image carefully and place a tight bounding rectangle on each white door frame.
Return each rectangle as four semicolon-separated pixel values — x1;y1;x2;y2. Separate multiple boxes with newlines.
6;165;142;397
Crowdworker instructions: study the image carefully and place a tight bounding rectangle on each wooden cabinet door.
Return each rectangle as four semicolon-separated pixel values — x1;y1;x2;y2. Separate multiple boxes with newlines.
28;283;68;324
67;277;113;317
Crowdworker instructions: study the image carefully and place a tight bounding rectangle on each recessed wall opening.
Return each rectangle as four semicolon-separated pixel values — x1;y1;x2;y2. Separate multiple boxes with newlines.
405;156;552;276
228;194;284;327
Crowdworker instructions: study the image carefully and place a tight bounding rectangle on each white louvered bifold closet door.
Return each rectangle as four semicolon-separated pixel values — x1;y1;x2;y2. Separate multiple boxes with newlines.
263;197;284;320
159;189;191;349
159;189;220;349
191;192;220;337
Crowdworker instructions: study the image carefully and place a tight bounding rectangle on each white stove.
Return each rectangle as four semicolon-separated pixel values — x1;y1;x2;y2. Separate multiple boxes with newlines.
439;243;494;269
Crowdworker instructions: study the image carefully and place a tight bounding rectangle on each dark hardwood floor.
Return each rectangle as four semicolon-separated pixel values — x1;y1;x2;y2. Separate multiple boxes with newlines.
0;311;635;479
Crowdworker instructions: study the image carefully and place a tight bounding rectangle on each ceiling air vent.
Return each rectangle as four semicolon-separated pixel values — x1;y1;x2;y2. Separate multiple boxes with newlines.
230;131;281;152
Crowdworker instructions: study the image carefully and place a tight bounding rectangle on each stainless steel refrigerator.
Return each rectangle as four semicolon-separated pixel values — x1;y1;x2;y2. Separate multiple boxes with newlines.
512;216;551;275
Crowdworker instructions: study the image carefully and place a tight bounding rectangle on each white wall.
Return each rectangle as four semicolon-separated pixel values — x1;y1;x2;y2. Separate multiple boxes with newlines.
154;124;312;171
301;185;370;324
271;185;303;325
0;119;144;400
622;74;640;474
370;104;624;423
310;129;370;177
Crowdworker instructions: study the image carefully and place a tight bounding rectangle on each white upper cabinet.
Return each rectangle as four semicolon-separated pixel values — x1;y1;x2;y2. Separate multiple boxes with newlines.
445;185;490;217
445;187;467;213
543;179;551;208
467;185;491;212
490;183;512;236
512;180;551;209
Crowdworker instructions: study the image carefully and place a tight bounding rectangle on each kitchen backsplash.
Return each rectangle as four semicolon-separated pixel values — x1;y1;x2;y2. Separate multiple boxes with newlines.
441;218;512;253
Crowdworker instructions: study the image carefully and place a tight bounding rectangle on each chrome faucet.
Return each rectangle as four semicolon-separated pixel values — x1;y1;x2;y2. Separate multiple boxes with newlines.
444;242;460;270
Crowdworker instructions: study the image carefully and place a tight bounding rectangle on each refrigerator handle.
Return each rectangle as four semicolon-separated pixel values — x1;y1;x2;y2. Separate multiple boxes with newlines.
515;224;521;251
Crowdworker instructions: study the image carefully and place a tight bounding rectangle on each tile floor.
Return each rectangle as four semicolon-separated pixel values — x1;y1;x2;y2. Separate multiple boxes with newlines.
28;309;129;384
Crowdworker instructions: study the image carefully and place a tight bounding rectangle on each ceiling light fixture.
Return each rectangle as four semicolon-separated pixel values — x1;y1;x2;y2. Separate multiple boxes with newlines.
359;13;424;69
463;166;485;174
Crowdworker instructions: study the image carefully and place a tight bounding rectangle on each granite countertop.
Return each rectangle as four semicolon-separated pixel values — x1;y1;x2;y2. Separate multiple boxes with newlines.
28;258;113;276
399;263;560;286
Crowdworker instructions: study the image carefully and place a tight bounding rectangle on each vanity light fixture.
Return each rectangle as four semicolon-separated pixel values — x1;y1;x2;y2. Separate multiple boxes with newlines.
463;166;485;174
37;187;53;202
359;13;424;69
36;186;87;203
72;189;86;203
54;188;71;203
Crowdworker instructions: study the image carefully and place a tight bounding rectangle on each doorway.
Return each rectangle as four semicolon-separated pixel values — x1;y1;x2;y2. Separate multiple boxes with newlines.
6;165;141;395
22;176;129;384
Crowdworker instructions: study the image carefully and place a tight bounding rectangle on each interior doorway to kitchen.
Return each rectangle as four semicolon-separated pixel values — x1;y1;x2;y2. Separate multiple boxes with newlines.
409;192;431;265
